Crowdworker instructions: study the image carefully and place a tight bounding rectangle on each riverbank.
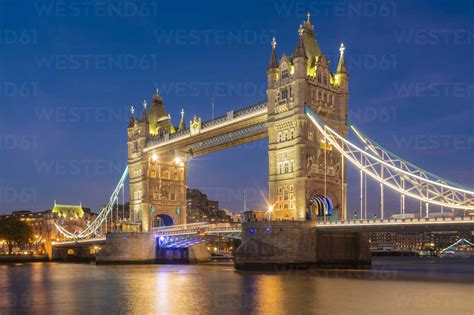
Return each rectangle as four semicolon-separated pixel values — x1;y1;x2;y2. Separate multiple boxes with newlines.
0;254;48;263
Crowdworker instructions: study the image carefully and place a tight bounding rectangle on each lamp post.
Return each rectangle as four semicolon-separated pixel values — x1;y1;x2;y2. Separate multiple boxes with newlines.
266;205;274;221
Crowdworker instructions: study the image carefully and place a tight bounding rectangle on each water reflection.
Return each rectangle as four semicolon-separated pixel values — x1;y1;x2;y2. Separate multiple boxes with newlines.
0;258;473;314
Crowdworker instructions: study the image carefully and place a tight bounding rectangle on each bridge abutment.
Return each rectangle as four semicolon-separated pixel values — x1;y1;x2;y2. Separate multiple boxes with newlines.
156;243;211;263
235;221;371;270
95;232;211;264
96;233;157;264
315;230;371;268
235;221;317;270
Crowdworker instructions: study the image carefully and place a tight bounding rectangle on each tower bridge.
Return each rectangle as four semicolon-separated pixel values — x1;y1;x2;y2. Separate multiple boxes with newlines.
50;15;474;268
128;15;350;232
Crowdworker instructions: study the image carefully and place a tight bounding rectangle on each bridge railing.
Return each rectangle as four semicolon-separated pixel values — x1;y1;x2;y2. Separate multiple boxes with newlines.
146;101;267;148
153;223;242;236
316;216;474;226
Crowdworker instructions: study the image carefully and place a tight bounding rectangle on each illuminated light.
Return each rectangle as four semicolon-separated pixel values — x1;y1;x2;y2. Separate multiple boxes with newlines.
151;153;158;162
174;157;183;166
307;65;317;77
266;227;271;233
249;227;255;235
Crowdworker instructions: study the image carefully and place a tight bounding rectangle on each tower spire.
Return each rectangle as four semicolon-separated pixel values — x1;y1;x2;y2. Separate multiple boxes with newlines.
268;37;279;69
337;42;348;74
294;26;306;58
129;105;135;127
141;100;148;122
178;108;186;131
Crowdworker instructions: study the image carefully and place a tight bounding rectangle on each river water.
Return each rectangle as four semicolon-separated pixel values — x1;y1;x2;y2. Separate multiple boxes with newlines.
0;257;473;314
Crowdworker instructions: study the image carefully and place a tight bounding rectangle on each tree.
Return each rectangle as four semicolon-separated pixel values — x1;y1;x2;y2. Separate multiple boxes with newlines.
0;216;33;255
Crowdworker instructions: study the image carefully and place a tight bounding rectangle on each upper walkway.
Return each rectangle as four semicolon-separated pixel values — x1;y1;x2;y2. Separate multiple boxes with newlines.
144;101;268;157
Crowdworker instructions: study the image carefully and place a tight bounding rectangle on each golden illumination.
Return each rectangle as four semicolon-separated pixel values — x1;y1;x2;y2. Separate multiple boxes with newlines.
307;65;317;77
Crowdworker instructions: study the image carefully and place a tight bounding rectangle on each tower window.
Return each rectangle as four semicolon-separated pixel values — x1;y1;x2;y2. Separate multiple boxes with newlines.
281;69;289;79
281;88;288;100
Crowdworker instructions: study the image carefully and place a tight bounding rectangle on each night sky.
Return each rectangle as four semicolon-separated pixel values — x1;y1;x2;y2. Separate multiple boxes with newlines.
0;0;473;216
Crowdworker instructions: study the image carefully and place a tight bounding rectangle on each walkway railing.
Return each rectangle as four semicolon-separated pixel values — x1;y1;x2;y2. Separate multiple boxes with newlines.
146;101;267;149
153;223;242;237
316;216;474;226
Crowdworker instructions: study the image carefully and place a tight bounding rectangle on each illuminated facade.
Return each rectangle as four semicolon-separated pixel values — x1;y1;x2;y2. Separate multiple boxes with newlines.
267;15;348;220
128;15;349;231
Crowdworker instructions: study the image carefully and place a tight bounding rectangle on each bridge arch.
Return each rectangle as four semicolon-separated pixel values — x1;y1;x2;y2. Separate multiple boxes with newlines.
307;190;339;220
153;214;174;227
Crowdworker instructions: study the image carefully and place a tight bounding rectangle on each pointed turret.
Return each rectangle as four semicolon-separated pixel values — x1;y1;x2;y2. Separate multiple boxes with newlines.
149;88;170;135
267;37;279;89
268;37;279;69
294;25;306;58
178;108;186;131
296;12;321;60
128;105;135;127
141;100;148;122
293;25;308;79
337;42;348;74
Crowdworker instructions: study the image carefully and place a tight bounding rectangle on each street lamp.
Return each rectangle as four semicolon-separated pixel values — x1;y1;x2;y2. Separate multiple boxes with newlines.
265;205;274;221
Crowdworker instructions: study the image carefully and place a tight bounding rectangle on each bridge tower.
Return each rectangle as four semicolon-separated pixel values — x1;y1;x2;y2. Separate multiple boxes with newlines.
127;90;187;232
267;14;349;221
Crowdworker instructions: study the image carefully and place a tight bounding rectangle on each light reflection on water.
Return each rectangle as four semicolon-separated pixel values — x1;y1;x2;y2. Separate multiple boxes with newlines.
0;258;473;314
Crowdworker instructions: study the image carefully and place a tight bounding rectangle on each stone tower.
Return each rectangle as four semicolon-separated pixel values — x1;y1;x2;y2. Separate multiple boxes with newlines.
127;90;187;232
267;14;349;221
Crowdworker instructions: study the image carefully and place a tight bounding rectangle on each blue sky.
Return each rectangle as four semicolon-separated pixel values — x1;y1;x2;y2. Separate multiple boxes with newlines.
0;0;473;216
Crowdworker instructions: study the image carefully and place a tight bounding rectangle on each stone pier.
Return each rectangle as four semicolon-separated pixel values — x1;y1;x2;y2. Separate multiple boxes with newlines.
235;221;371;270
96;233;157;264
96;232;211;264
315;231;371;268
235;221;317;270
156;243;211;263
